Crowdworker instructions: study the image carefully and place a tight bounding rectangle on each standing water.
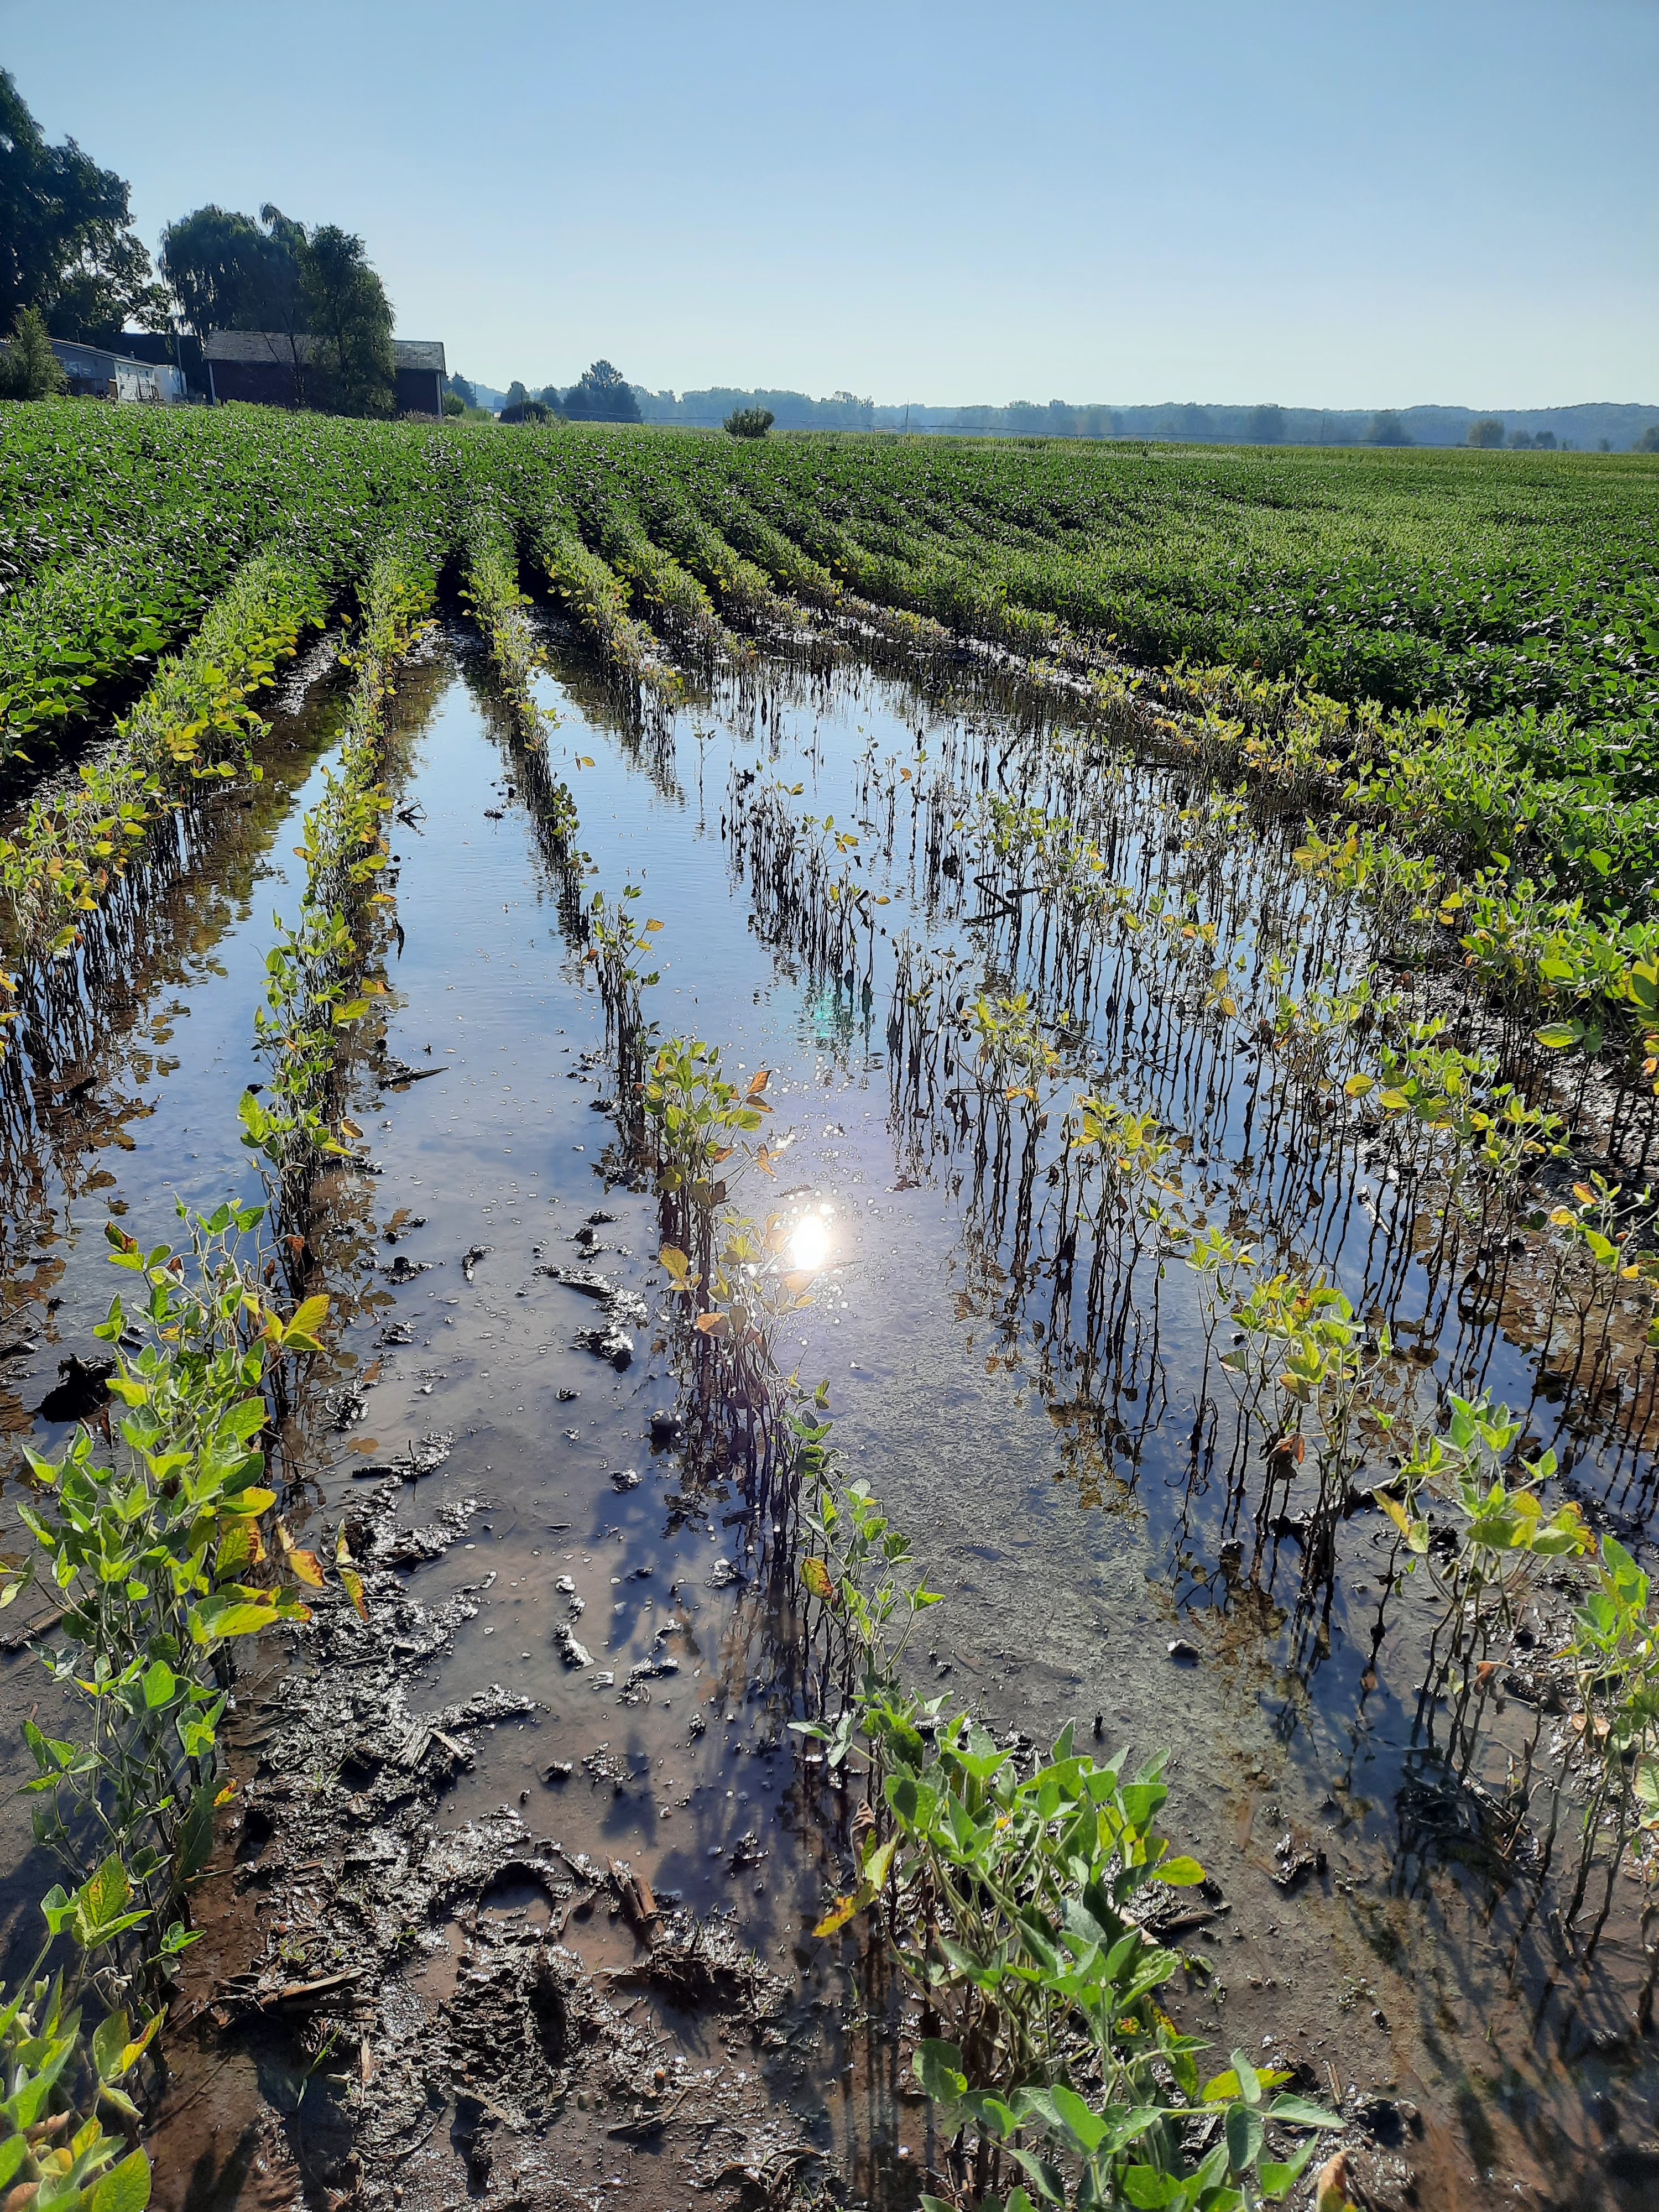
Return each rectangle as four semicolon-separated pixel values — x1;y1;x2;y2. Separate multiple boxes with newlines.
2;618;1655;2211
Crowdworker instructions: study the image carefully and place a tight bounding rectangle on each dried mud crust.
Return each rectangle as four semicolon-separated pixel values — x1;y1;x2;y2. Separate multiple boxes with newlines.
193;1476;825;2212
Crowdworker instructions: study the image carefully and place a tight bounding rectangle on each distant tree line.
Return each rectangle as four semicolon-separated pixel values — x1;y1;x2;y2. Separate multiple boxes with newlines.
451;360;648;425
608;387;1659;450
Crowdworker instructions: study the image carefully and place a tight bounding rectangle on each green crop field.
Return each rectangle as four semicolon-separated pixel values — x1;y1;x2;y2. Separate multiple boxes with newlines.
5;412;1655;737
2;407;1655;1018
6;399;1659;2211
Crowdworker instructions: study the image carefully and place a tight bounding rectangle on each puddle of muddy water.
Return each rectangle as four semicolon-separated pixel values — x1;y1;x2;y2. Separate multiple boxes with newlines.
3;620;1658;2211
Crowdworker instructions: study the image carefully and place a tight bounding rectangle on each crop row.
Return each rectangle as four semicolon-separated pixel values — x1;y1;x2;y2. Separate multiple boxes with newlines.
0;544;436;2212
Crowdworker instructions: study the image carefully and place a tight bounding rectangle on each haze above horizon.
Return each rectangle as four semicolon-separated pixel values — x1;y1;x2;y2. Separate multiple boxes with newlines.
5;0;1653;410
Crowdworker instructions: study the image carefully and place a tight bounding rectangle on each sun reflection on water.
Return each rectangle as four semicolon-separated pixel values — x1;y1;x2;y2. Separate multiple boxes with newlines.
787;1208;833;1274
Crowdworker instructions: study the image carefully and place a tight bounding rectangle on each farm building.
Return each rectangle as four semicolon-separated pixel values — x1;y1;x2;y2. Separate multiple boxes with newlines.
0;337;186;401
202;333;446;415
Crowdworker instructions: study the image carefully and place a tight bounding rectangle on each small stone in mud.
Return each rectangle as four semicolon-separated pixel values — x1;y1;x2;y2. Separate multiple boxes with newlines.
556;1625;592;1668
576;1323;634;1369
37;1355;114;1423
544;1761;573;1782
383;1255;432;1284
556;1576;576;1595
648;1409;684;1444
461;1244;491;1281
611;1467;640;1491
557;1387;579;1402
1166;1638;1200;1663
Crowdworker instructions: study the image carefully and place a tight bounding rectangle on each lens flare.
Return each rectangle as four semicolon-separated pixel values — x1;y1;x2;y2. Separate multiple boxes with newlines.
787;1211;832;1273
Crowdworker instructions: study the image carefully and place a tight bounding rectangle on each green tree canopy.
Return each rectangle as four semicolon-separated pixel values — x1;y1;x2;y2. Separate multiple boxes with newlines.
562;360;641;423
161;202;392;415
1364;410;1413;446
1467;417;1505;448
0;304;66;398
297;224;394;417
159;205;304;340
0;69;166;343
1245;404;1286;444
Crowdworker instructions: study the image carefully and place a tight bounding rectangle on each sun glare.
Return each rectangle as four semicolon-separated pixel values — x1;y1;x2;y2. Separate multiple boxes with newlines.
787;1210;832;1274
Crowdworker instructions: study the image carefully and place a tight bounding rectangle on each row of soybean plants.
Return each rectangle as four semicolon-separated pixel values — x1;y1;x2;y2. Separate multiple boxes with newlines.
0;513;455;2208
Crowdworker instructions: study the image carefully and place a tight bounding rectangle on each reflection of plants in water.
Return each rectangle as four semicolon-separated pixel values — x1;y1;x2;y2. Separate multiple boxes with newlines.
643;1033;825;1514
728;679;1659;1968
536;655;1659;2134
585;884;662;1160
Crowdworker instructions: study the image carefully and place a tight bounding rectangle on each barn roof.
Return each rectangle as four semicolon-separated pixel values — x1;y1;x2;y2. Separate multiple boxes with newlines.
202;332;446;372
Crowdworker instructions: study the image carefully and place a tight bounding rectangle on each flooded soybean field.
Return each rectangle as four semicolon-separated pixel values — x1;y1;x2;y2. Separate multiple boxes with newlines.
4;608;1658;2212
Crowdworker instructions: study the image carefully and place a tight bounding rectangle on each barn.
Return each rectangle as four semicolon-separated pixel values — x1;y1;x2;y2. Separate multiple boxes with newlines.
202;333;447;416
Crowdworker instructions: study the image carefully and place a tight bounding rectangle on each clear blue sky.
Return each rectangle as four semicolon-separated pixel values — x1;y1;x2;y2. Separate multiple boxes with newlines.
5;0;1653;405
